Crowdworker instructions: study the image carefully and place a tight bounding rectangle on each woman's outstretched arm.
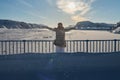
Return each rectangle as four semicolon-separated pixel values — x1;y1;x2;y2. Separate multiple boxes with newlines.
64;27;76;32
45;26;56;31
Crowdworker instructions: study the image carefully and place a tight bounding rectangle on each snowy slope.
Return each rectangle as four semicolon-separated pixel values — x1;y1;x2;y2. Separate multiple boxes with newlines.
0;28;120;40
113;27;120;33
0;19;46;29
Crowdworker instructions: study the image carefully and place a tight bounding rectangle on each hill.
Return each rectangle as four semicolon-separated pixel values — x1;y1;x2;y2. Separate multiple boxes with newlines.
75;21;114;30
0;20;118;31
0;19;47;29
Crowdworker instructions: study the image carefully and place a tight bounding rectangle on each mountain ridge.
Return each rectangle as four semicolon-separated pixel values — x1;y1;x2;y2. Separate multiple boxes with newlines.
75;21;115;30
0;19;47;29
0;19;116;30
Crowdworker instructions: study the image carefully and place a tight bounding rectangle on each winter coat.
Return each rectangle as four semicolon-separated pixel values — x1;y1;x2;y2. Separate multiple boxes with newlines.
46;27;75;47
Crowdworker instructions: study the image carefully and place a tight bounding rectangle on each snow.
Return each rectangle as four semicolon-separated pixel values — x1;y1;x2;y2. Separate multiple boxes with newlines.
0;52;120;80
113;27;120;33
0;29;120;80
0;28;120;40
66;30;120;40
0;28;120;54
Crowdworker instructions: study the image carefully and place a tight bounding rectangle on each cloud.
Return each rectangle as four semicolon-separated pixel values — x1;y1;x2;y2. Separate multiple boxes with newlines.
71;15;88;22
56;0;95;22
17;0;33;8
47;0;53;6
17;0;47;20
26;11;47;20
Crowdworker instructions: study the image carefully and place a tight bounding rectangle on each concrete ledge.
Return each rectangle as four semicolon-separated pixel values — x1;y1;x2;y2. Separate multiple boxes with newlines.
0;52;120;73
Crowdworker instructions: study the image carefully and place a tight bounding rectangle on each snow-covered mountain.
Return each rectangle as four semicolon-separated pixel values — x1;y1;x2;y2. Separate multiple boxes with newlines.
75;21;114;30
113;27;120;34
0;19;47;29
0;19;118;31
112;21;120;33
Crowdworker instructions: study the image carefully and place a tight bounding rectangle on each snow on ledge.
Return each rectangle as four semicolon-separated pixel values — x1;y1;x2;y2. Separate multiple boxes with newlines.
0;52;120;73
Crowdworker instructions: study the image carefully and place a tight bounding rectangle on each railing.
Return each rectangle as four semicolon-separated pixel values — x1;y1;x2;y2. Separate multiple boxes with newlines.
0;39;120;55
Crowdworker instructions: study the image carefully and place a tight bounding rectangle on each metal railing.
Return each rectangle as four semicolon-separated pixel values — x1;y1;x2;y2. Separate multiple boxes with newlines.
0;39;120;55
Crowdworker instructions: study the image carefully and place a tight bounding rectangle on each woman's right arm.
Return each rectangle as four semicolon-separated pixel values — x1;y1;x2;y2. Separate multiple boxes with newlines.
45;26;55;31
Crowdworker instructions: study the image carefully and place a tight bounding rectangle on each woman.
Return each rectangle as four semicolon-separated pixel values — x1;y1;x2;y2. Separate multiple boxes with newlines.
46;22;75;53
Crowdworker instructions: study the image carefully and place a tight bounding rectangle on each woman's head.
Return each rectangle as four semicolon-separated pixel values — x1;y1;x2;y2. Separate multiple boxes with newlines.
57;22;64;30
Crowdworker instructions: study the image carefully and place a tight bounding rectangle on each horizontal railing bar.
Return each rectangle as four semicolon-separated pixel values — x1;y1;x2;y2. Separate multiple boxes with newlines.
0;39;120;42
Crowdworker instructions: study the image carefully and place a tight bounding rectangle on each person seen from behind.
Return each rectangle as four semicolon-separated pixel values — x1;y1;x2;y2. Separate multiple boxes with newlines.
46;22;76;53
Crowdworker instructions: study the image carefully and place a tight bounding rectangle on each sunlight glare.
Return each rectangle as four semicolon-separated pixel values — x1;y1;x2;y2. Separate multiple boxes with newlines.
67;2;76;10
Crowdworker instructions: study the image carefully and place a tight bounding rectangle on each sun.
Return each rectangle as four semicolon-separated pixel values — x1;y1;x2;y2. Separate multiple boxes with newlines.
67;2;76;10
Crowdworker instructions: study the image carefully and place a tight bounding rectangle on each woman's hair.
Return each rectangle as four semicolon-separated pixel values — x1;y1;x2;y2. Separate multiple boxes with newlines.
57;22;64;30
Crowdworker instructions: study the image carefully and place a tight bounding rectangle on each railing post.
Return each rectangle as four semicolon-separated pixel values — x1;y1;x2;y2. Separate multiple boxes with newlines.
23;40;26;53
114;39;117;52
1;41;3;55
86;40;88;53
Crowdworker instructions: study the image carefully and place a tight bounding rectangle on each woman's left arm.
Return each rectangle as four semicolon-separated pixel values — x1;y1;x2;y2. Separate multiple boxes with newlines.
64;27;76;32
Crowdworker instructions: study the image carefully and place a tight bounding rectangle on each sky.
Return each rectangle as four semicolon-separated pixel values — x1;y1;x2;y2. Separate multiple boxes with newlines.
0;0;120;27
